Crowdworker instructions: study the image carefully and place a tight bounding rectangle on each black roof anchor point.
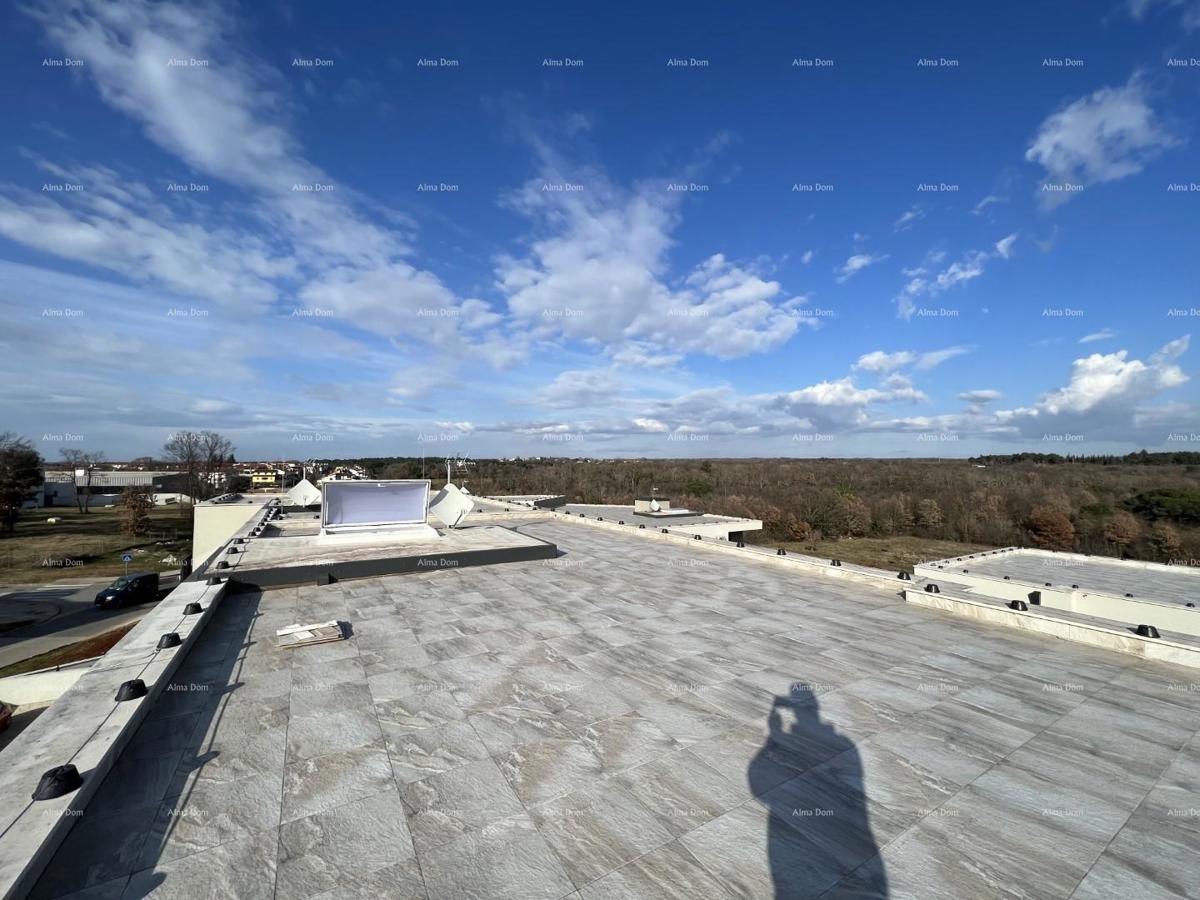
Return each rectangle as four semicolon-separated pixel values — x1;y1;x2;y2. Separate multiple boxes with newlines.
32;765;83;801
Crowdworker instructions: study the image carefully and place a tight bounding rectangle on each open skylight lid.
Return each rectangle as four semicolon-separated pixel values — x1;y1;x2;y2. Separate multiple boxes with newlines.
322;479;430;531
287;478;322;507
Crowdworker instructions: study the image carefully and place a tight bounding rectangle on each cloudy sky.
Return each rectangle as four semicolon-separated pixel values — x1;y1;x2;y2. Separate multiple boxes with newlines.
1;0;1198;460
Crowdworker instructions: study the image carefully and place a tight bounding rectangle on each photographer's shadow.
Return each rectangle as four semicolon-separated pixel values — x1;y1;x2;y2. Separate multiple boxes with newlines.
748;693;889;898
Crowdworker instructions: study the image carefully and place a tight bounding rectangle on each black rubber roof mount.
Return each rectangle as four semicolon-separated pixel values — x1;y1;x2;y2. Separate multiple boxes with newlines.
777;548;787;556
183;602;204;615
115;679;148;702
1009;600;1029;611
156;632;182;650
1136;624;1160;639
32;764;82;801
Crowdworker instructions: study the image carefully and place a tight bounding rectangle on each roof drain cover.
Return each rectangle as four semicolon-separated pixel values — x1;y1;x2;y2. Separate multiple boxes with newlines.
32;764;83;801
115;679;148;702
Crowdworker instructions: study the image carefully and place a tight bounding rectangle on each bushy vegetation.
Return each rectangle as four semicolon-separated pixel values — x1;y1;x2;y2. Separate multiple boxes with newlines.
440;455;1199;564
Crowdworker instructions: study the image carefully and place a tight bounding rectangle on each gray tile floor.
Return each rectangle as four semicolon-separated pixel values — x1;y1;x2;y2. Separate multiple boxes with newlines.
29;520;1200;899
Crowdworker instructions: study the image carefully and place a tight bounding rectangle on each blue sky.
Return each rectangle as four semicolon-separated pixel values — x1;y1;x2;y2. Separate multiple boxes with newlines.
1;0;1198;461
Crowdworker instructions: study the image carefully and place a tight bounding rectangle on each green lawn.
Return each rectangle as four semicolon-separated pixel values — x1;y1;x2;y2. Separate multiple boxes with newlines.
0;505;193;584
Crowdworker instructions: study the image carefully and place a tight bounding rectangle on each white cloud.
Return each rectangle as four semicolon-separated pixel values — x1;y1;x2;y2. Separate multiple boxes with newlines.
958;389;1002;404
497;167;804;359
535;369;624;409
836;253;888;283
854;346;969;373
893;206;924;231
994;233;1018;259
771;377;927;428
972;194;1005;215
800;250;814;265
853;350;916;372
995;337;1190;437
1025;74;1180;207
895;245;1009;320
1079;328;1117;344
1126;0;1200;29
914;346;971;370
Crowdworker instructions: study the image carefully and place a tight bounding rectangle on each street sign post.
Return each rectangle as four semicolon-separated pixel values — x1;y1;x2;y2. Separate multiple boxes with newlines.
121;552;132;575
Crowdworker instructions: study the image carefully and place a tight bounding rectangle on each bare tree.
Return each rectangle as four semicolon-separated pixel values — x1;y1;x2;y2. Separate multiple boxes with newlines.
200;431;235;499
60;449;105;513
162;431;204;510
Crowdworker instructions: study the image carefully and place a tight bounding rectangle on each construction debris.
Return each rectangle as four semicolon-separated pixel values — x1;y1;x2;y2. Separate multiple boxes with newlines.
276;620;345;649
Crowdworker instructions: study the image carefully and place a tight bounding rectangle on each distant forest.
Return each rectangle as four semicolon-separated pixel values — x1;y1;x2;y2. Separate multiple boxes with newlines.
325;452;1200;565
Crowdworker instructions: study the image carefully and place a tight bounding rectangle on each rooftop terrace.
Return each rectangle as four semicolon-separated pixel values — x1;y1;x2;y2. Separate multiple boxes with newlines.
19;517;1200;900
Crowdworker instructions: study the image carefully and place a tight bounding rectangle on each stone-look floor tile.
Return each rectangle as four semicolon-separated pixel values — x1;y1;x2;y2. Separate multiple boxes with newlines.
307;858;427;900
495;737;605;805
758;766;898;875
289;681;375;720
399;757;526;853
844;822;1025;900
1069;853;1190;900
468;700;576;755
28;804;156;900
138;770;281;867
617;749;746;837
121;828;279;900
529;782;675;885
374;689;465;733
418;814;575;900
286;708;384;762
276;789;415;900
282;745;396;824
85;749;186;820
423;635;491;662
1080;788;1199;900
382;719;490;783
680;802;847;899
634;694;738;745
290;657;366;691
578;840;737;900
820;741;958;837
198;689;291;740
544;682;634;731
289;638;361;667
170;722;287;795
578;713;680;773
367;667;452;703
359;643;433;677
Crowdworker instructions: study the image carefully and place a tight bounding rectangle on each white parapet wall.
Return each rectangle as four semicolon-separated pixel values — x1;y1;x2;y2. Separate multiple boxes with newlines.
915;547;1200;638
192;494;277;564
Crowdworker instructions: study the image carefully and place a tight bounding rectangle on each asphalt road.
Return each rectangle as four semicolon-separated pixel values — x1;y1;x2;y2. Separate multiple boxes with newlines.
0;574;179;671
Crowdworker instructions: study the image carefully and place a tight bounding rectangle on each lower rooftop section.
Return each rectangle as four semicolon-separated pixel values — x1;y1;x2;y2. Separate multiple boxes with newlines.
216;522;558;590
25;519;1200;900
